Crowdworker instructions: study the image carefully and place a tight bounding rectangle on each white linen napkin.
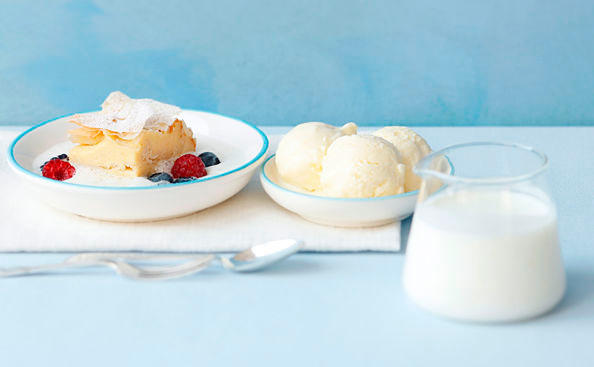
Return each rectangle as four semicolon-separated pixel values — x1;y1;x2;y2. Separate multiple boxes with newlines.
0;128;400;252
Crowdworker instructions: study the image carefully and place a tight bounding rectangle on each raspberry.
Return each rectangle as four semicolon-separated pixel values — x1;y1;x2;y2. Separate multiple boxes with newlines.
171;154;207;179
40;153;69;170
42;159;76;181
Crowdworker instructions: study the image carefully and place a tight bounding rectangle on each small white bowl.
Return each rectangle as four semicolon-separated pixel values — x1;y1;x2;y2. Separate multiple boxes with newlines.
7;110;269;222
260;155;419;227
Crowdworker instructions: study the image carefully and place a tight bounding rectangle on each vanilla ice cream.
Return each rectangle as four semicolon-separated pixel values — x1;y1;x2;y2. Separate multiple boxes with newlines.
275;122;357;191
373;126;431;191
320;135;406;198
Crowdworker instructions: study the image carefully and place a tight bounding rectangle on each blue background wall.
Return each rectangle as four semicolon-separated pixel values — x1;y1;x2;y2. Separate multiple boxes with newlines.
1;0;593;126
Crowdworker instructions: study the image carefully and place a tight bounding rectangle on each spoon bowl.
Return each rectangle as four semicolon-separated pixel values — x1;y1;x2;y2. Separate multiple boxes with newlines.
221;239;304;272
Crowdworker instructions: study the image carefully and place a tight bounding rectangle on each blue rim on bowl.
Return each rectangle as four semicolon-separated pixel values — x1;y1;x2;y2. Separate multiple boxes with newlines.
260;154;421;202
7;110;269;191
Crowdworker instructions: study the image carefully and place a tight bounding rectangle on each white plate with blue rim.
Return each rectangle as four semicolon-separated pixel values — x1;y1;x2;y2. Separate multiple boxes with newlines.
260;154;421;228
7;110;269;222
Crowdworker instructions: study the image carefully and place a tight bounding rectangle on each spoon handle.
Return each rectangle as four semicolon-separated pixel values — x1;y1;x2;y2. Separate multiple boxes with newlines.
0;261;101;277
65;252;204;262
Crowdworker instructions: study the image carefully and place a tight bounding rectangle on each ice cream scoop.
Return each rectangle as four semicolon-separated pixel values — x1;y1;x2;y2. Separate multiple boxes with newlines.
320;135;406;198
373;126;431;192
275;122;357;191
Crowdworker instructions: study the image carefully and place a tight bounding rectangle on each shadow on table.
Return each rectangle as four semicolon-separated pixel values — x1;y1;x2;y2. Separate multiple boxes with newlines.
165;258;325;281
553;266;594;319
398;217;413;254
246;258;324;276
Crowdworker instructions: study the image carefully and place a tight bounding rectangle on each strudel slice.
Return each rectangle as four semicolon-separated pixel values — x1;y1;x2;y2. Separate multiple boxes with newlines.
68;91;196;177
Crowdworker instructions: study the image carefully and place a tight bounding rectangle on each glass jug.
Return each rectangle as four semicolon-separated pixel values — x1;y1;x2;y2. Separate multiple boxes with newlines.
403;142;565;322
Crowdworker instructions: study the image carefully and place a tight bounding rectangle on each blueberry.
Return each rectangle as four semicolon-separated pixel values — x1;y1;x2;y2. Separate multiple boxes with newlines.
172;177;195;184
198;152;220;167
148;172;174;183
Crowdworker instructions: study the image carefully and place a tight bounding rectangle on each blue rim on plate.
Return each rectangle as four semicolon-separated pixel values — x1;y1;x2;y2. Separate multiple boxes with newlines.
7;110;269;191
261;154;421;202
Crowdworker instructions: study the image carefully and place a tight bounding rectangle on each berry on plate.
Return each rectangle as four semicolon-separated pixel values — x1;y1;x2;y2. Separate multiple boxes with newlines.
40;154;69;170
198;152;221;167
42;159;76;181
147;172;174;183
172;177;195;184
171;154;207;179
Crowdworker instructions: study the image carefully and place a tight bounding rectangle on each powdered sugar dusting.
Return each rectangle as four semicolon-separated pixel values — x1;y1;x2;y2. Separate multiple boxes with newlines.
153;157;176;174
69;91;182;140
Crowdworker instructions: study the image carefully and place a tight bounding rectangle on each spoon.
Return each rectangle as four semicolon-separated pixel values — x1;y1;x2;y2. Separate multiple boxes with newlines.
0;239;304;280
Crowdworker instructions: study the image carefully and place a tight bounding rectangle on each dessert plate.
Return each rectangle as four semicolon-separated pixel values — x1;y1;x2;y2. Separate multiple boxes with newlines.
8;110;269;222
260;154;419;227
